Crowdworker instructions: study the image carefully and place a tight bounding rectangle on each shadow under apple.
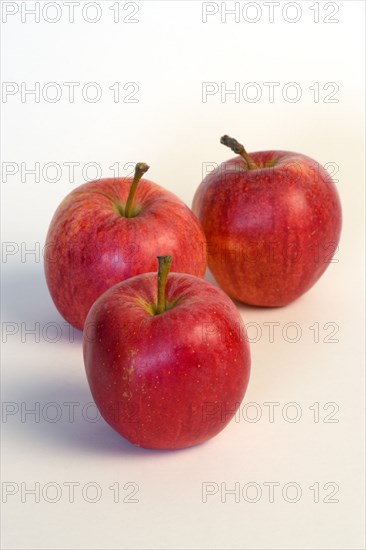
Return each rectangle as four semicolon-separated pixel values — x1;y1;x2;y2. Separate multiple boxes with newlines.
2;375;205;457
1;263;82;342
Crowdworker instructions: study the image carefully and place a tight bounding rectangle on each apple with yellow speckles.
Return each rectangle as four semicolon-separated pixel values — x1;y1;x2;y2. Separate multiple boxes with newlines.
83;256;251;450
192;135;342;306
44;163;207;330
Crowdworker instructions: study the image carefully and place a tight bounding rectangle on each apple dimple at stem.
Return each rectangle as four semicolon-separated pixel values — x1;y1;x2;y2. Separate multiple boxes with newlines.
156;255;173;315
124;162;150;218
220;135;258;170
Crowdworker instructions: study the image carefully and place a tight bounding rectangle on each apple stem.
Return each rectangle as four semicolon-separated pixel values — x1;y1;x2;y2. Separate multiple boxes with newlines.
124;162;150;218
220;135;257;170
156;256;173;314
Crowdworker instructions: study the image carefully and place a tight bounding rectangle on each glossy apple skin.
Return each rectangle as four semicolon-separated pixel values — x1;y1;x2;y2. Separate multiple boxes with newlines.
83;273;250;450
193;151;342;306
44;177;207;330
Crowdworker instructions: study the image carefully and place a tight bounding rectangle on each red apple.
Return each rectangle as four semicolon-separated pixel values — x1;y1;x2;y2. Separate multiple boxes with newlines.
45;164;207;330
192;136;342;306
83;256;251;450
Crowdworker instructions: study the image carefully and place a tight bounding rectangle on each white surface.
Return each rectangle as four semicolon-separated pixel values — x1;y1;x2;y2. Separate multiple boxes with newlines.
1;1;365;549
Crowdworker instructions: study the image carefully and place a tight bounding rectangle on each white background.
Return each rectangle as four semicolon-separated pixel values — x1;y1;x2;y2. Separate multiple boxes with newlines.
1;1;365;549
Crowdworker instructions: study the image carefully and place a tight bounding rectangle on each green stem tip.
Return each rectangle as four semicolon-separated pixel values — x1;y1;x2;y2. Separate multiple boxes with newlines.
156;256;173;314
124;162;150;218
220;135;257;170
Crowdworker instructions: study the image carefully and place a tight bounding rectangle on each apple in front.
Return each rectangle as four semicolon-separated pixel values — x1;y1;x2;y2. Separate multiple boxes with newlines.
83;257;251;450
192;136;342;306
45;164;207;330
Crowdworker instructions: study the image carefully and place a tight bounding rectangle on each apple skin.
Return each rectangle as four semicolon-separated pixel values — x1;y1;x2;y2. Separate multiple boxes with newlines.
192;151;342;306
44;177;207;330
83;273;250;450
